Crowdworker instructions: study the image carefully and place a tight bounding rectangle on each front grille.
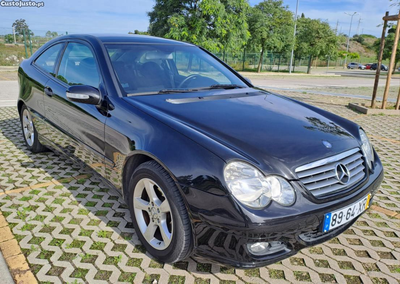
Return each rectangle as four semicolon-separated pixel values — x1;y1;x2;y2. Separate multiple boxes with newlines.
295;148;366;198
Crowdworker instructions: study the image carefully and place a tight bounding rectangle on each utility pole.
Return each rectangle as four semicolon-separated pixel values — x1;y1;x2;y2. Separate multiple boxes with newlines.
356;18;362;35
12;26;16;44
344;12;357;67
289;0;299;74
335;20;339;35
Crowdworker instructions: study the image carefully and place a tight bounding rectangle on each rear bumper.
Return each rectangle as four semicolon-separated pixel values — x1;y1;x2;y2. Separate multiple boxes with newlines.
190;164;384;268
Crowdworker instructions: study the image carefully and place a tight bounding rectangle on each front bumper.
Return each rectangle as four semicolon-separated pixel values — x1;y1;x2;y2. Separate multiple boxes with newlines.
190;162;384;268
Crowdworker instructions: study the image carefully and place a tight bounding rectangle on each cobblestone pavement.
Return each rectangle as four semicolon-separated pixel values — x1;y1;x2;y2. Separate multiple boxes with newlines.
0;92;399;284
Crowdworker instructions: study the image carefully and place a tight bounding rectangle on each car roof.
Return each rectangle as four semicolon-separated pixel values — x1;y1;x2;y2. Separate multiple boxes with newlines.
54;33;194;46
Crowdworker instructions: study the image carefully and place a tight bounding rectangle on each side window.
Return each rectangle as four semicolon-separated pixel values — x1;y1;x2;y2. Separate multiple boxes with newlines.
57;43;100;88
34;44;64;75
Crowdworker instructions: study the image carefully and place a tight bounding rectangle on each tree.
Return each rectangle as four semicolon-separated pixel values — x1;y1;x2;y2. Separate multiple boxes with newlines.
148;0;250;53
247;0;294;72
4;34;14;44
45;31;52;38
12;19;29;37
294;17;338;73
374;25;400;72
349;52;360;60
128;30;148;35
353;34;365;45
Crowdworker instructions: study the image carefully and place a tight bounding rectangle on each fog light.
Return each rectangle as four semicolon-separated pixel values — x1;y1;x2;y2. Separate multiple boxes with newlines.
247;242;270;256
247;241;286;256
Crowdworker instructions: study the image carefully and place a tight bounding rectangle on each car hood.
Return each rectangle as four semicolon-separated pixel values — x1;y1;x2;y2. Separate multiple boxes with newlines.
124;89;360;177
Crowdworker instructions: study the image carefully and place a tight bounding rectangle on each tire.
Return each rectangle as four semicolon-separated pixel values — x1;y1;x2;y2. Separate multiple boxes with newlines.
128;160;193;263
19;105;47;153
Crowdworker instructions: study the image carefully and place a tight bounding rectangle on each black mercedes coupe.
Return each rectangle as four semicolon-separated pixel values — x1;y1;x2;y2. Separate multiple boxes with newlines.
17;34;383;268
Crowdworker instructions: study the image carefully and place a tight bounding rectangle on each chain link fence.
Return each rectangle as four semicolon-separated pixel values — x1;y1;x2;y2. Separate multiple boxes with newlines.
215;51;350;73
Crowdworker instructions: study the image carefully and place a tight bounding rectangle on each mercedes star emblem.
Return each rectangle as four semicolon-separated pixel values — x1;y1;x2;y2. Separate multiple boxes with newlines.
335;163;351;184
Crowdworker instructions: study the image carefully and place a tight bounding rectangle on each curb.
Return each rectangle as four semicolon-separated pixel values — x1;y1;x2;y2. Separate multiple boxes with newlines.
0;211;38;284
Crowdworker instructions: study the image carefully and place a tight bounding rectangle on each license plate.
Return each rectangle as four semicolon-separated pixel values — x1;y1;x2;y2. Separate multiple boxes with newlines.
322;194;371;232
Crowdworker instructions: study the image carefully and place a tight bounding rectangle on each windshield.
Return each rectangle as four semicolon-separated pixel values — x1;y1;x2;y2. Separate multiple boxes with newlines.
105;44;248;96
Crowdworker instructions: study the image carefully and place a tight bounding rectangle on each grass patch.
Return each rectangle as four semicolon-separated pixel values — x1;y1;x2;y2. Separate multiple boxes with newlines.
95;210;108;216
90;241;106;250
94;270;112;280
97;230;112;238
143;274;160;284
314;259;330;268
127;258;142;267
49;238;65;247
168;275;186;284
244;268;260;278
197;263;212;273
118;272;136;282
149;260;163;268
309;246;323;254
70;268;89;279
66;240;85;249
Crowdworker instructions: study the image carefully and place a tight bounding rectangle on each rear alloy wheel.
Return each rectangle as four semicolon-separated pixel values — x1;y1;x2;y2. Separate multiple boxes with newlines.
128;161;193;263
20;105;47;152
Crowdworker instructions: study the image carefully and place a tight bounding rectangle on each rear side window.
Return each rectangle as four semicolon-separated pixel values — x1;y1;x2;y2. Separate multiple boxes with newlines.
34;44;64;75
57;43;100;88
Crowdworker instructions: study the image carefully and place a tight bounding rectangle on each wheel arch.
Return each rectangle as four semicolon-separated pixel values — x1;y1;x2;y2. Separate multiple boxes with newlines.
121;152;181;204
17;100;25;115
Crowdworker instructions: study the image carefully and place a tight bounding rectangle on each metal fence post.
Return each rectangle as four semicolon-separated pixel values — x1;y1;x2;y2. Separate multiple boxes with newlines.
278;54;281;71
28;30;33;56
23;29;28;58
242;48;246;71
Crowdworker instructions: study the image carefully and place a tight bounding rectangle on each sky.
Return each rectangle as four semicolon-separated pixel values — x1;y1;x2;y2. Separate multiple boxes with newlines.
0;0;398;37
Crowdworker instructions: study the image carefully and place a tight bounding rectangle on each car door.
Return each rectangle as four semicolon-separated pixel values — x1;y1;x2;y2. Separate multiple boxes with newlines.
25;43;65;138
43;41;107;176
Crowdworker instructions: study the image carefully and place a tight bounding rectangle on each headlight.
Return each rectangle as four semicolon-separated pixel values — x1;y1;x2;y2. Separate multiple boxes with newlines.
223;162;296;209
359;129;374;169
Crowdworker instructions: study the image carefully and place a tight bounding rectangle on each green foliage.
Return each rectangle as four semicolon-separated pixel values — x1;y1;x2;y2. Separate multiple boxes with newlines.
248;0;294;72
45;31;58;38
374;25;400;70
148;0;250;53
4;34;14;44
12;19;29;36
129;30;149;35
294;17;338;73
353;34;365;44
348;52;360;60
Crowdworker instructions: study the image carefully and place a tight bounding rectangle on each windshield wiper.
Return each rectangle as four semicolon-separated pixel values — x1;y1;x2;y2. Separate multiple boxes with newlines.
158;89;200;94
206;84;246;90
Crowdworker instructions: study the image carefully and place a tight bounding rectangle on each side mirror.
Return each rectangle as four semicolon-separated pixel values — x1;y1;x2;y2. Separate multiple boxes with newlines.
244;77;252;84
66;85;101;105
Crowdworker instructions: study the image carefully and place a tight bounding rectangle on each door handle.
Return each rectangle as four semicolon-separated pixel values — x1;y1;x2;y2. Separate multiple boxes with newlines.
44;87;53;97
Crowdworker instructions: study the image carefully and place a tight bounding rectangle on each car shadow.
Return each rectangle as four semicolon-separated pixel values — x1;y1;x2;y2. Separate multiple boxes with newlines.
0;115;229;281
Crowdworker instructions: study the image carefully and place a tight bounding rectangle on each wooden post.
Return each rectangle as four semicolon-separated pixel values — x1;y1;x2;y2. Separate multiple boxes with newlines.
395;87;400;110
372;12;389;108
382;12;400;109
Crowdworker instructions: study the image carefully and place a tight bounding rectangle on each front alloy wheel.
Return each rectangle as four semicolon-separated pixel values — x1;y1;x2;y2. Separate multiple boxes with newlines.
128;161;193;263
133;178;173;250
